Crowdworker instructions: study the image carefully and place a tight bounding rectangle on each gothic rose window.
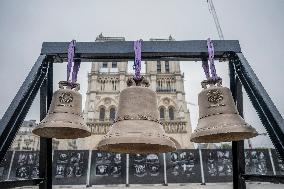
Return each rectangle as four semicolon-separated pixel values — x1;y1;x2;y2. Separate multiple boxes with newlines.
99;107;105;121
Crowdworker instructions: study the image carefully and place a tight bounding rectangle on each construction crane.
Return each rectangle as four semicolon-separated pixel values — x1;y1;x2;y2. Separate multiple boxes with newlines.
207;0;224;40
207;0;269;149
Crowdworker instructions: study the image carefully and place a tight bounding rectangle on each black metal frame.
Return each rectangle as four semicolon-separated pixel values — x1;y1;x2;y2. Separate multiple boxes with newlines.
0;40;283;189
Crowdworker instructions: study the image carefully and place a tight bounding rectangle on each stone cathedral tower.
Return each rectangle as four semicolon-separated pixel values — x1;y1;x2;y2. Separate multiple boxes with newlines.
83;34;194;149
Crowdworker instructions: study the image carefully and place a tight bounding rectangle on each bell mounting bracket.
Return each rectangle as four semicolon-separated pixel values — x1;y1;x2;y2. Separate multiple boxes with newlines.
127;76;150;87
59;81;80;91
201;78;222;89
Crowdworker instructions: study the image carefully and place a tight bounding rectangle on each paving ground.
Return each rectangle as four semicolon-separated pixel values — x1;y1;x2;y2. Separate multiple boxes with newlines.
16;183;284;189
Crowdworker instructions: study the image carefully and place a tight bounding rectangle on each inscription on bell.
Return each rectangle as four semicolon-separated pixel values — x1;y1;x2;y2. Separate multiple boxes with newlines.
207;89;223;104
59;92;73;103
126;91;153;110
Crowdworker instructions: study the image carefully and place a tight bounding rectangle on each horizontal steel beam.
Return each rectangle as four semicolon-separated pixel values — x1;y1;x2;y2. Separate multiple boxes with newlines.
0;178;44;188
242;174;284;184
41;40;241;62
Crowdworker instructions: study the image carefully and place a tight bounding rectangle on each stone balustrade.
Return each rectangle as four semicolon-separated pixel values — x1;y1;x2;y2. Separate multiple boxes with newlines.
87;120;187;134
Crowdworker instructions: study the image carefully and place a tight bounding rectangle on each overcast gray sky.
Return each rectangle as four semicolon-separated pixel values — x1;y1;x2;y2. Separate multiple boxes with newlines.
1;0;284;148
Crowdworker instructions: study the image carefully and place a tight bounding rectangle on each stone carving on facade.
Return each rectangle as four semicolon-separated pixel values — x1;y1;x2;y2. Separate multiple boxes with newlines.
104;98;111;105
162;121;187;133
88;123;111;134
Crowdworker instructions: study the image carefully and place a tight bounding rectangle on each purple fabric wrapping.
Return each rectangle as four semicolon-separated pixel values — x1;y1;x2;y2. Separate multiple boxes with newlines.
202;59;210;80
207;38;218;80
72;60;81;83
67;40;76;82
133;40;142;79
67;40;80;85
202;38;220;81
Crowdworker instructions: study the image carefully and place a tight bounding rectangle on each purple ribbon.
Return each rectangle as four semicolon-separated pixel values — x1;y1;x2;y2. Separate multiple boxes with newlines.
67;40;80;85
202;38;220;81
133;40;142;79
202;59;210;79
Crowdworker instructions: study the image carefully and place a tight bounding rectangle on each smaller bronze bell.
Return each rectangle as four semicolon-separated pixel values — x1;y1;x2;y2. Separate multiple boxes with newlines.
32;81;91;139
97;77;176;154
190;79;258;143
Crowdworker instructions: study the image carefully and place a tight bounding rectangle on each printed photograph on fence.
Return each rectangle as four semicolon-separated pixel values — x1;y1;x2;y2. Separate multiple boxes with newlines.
245;149;273;175
166;150;202;183
90;151;126;185
202;149;233;182
129;153;164;184
271;149;284;175
9;151;39;180
0;151;13;181
52;150;89;185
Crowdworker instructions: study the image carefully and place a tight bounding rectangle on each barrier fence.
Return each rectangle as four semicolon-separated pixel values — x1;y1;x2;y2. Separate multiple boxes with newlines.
0;149;283;186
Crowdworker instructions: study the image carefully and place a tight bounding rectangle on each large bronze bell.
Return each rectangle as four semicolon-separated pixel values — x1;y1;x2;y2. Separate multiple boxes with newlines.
190;79;258;143
32;81;91;139
97;77;176;154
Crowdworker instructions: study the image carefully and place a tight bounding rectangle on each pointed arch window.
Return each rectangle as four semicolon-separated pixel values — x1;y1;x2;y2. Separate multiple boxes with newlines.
169;107;174;120
102;63;108;68
165;61;170;73
112;62;117;68
160;107;165;119
110;107;116;121
99;107;105;121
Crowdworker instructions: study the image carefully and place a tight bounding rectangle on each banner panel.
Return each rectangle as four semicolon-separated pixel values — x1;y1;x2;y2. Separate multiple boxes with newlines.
52;150;89;185
202;149;233;182
90;151;126;185
0;151;13;181
129;153;164;184
9;151;39;180
165;150;202;183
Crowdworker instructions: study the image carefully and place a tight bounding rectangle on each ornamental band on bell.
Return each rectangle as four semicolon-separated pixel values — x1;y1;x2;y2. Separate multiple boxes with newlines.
206;89;223;104
114;114;161;124
59;92;73;104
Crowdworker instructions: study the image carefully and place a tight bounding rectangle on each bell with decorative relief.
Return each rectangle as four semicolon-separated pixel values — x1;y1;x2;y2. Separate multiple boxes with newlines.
32;81;91;139
190;79;258;143
97;77;176;154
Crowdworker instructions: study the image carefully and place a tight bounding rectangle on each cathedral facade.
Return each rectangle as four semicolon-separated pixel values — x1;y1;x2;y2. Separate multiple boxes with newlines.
83;35;194;149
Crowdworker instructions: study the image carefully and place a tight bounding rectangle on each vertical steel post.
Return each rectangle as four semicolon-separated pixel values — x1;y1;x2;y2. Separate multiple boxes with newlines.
268;148;276;175
199;149;206;185
229;60;246;189
126;154;129;187
163;153;168;186
39;61;53;189
86;150;92;187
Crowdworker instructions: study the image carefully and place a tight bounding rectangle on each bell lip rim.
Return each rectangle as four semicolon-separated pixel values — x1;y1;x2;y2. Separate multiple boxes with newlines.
97;143;176;155
32;127;91;139
190;131;258;143
97;136;176;154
